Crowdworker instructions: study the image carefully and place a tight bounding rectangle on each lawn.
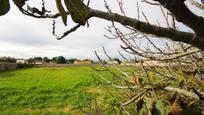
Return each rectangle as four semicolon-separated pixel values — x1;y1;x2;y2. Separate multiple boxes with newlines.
0;66;111;114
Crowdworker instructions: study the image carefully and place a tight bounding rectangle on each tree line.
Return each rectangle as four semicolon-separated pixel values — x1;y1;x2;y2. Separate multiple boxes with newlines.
0;56;16;63
0;56;121;64
0;56;76;64
28;56;65;64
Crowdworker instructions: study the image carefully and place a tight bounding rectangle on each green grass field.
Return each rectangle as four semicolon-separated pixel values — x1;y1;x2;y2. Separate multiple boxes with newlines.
1;66;202;114
0;66;111;114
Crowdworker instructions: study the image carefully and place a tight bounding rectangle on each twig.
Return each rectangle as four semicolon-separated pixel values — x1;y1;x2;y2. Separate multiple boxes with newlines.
121;90;146;106
164;86;200;99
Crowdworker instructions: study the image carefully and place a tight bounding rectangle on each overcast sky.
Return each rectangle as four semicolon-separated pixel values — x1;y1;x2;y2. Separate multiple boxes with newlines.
0;0;202;60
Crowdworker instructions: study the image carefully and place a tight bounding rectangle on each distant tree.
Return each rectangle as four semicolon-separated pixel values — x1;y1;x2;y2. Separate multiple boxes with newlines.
43;57;50;63
66;58;76;64
0;57;16;63
34;57;42;61
7;57;16;63
51;57;57;63
28;58;34;64
112;57;121;64
56;56;66;64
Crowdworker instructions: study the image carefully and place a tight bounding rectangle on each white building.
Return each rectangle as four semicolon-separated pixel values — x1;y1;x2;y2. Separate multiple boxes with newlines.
106;61;119;65
34;61;43;65
16;59;27;64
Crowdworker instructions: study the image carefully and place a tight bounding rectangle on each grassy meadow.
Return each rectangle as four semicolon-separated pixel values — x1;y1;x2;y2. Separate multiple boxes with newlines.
0;66;114;114
1;66;202;115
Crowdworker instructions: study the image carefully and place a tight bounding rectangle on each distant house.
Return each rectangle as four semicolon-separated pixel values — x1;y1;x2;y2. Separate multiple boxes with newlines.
74;59;93;64
121;62;139;66
16;59;27;64
106;61;119;65
34;61;43;65
142;60;168;67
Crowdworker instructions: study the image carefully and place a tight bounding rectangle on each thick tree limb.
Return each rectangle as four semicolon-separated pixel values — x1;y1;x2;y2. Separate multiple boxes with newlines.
164;86;200;99
89;8;204;50
155;0;204;37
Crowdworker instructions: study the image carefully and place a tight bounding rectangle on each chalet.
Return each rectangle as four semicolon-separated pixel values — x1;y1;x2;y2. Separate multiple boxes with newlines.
106;60;119;65
34;61;43;65
74;59;93;64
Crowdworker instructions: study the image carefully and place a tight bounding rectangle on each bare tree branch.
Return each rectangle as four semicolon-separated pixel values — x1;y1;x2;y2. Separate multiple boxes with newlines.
89;8;204;50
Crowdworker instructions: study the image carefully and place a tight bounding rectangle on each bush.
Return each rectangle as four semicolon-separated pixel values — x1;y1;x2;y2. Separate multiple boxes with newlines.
16;64;34;69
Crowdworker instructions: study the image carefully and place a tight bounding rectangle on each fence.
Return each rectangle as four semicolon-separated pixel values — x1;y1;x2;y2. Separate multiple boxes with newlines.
0;63;97;71
35;64;98;67
0;63;17;71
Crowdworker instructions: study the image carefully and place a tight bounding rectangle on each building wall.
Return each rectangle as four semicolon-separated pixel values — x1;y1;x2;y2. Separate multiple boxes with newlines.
74;60;92;64
34;61;43;65
16;60;25;64
106;61;118;65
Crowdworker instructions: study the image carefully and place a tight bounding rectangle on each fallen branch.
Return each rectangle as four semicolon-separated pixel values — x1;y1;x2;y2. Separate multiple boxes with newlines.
164;86;200;99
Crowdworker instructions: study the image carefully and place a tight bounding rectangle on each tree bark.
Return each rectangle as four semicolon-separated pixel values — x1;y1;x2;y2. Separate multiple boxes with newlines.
89;8;204;50
157;0;204;37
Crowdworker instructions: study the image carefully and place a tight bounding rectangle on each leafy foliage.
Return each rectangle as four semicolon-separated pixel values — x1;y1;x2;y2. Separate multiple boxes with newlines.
34;57;42;61
0;57;16;63
43;57;50;63
64;0;89;25
0;0;10;16
0;0;89;26
56;56;66;64
16;63;33;69
56;0;68;26
13;0;27;9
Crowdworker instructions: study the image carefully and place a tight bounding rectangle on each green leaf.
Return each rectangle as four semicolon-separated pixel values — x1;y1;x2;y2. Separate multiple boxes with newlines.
147;71;157;82
64;0;89;25
0;0;10;16
56;0;67;26
13;0;26;9
155;99;171;115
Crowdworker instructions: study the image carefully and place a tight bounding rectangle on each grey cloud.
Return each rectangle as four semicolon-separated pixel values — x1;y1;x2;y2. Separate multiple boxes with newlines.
0;0;172;59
